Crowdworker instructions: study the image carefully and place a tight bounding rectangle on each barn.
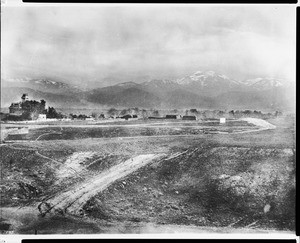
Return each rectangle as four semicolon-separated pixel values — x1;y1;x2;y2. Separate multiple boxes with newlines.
121;114;132;120
165;115;177;119
182;115;196;120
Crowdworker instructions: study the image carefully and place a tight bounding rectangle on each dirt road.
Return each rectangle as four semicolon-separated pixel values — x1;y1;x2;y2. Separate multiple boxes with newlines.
240;118;276;129
40;153;166;215
235;118;276;134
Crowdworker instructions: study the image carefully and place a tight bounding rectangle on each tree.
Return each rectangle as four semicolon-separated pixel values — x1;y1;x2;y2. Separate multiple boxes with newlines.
91;112;98;119
243;110;252;117
141;109;148;119
133;107;139;114
152;110;159;117
107;108;118;117
40;100;46;111
120;109;128;116
47;107;63;119
229;110;235;117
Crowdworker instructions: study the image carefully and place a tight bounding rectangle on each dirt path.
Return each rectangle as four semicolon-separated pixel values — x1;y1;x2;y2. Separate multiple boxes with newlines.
241;118;276;129
35;131;62;141
40;153;166;215
235;118;276;134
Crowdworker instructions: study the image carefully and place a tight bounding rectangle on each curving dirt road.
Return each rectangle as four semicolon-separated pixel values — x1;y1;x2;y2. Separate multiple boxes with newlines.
235;118;276;134
40;153;166;215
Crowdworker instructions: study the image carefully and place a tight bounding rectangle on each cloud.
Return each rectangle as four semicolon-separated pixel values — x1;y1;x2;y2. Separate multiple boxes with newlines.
1;4;296;86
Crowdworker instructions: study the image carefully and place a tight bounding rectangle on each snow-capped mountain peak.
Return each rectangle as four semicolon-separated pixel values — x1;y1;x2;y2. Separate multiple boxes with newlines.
115;82;138;87
142;79;175;87
175;70;238;87
243;77;284;88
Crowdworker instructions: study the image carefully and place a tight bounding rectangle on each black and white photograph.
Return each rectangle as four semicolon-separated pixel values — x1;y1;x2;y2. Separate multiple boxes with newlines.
0;0;296;237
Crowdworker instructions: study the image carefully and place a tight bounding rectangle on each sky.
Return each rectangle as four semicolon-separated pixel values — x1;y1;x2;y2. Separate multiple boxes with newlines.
1;2;296;88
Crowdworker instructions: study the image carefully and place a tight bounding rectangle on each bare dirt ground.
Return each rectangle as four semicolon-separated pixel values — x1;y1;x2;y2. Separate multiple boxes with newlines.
39;153;167;215
0;116;295;234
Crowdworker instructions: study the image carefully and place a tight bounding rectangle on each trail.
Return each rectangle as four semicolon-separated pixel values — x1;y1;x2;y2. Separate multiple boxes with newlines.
35;131;62;141
235;118;276;134
40;153;166;215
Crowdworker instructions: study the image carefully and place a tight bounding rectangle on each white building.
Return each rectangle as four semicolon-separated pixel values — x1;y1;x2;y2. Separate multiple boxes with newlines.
85;117;94;121
37;114;47;121
220;118;226;124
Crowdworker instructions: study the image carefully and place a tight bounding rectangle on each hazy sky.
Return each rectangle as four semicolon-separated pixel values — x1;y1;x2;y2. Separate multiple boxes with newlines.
1;2;296;87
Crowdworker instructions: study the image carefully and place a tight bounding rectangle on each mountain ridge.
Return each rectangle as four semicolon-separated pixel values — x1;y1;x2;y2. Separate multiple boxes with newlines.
1;71;294;110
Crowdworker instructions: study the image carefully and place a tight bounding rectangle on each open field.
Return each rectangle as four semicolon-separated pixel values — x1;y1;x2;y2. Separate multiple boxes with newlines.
0;116;295;234
3;119;258;141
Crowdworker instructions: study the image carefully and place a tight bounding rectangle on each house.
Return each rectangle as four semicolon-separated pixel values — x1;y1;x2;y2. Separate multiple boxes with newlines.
9;94;46;119
37;114;47;121
148;117;164;119
9;103;22;115
182;115;196;120
21;93;29;102
220;118;226;124
165;115;177;119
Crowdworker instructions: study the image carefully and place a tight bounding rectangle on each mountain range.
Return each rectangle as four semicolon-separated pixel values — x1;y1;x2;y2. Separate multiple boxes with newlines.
1;71;295;111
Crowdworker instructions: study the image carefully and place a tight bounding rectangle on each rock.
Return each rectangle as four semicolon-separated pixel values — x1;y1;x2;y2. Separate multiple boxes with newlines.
158;192;163;196
230;175;242;181
219;174;230;179
264;204;271;213
143;187;147;192
175;191;179;194
122;181;126;185
171;205;180;210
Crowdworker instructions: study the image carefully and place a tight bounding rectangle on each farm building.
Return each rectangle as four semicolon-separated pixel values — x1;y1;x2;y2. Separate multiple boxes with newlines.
148;117;164;120
21;93;29;102
8;93;29;114
220;118;226;124
121;114;132;120
165;115;177;119
182;115;196;120
9;103;22;115
37;114;47;121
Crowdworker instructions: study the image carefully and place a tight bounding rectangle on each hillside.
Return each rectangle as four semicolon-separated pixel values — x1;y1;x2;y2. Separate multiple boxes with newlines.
1;87;84;109
1;71;295;110
85;86;162;108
